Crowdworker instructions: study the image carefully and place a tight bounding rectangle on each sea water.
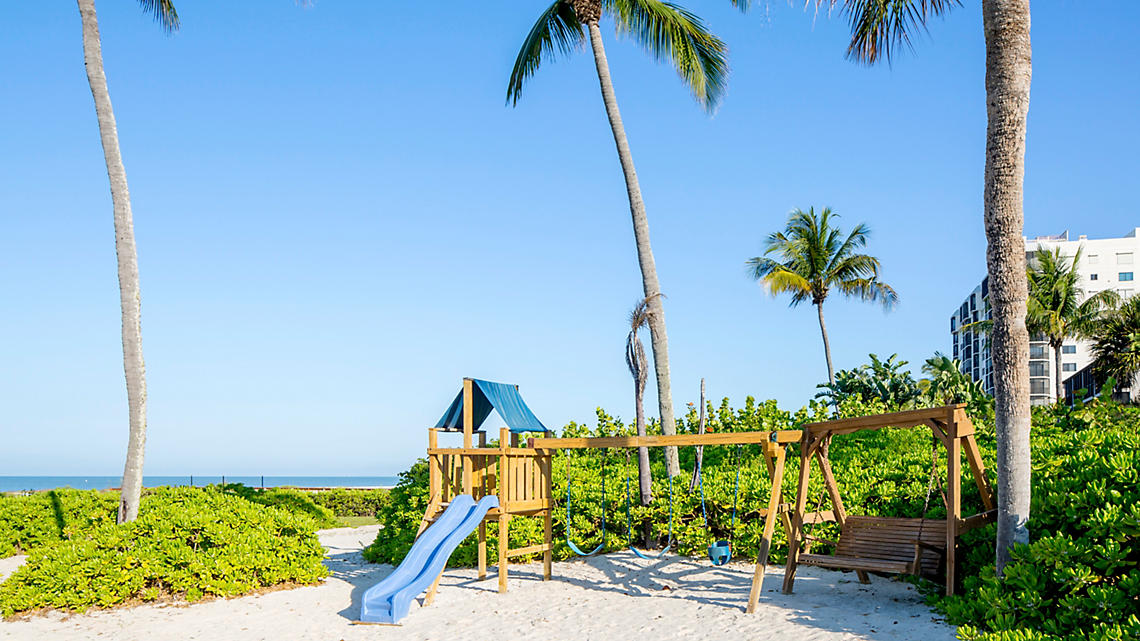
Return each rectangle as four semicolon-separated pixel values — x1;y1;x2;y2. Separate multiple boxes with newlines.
0;476;400;493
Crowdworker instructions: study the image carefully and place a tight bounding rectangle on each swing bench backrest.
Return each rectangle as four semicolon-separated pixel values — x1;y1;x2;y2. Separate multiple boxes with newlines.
800;516;947;579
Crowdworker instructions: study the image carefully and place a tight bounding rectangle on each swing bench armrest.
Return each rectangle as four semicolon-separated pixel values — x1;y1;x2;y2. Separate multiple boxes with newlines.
913;540;946;554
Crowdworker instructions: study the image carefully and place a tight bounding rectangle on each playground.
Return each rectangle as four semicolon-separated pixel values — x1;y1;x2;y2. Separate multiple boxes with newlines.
355;378;994;626
0;522;956;641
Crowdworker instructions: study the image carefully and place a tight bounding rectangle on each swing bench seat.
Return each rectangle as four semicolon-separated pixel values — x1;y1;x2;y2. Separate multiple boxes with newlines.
798;516;947;579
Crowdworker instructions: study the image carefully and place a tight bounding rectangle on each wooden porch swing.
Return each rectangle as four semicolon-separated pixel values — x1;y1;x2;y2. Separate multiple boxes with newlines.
782;405;997;596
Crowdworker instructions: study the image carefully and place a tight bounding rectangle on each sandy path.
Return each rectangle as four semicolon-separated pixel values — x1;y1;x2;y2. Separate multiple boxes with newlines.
0;526;955;640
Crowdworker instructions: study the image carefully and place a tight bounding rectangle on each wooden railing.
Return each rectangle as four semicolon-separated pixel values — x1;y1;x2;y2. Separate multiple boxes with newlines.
427;427;552;513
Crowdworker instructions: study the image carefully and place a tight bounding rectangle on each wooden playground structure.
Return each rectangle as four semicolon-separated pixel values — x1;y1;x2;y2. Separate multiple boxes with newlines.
416;380;996;611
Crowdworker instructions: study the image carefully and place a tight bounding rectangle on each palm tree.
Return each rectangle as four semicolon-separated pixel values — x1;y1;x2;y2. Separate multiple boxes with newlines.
1027;247;1118;402
921;351;989;407
625;299;653;507
1091;296;1140;395
507;0;730;477
775;0;1033;575
77;0;179;523
747;207;897;385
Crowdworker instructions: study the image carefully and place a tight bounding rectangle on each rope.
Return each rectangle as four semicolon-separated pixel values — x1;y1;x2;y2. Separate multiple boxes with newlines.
566;448;607;557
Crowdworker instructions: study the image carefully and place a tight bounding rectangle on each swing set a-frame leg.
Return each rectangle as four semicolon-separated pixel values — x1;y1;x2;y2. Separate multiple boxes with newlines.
747;443;787;613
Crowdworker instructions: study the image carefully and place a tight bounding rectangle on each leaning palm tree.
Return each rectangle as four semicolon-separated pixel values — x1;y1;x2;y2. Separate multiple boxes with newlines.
625;299;653;509
77;0;179;523
507;0;730;477
747;207;897;385
1027;247;1118;402
755;0;1033;576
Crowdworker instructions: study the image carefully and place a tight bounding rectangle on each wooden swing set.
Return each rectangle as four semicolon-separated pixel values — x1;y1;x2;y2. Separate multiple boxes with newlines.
417;379;995;612
781;404;996;596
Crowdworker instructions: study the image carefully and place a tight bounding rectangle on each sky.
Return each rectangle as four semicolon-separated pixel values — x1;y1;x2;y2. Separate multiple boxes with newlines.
1;1;1137;477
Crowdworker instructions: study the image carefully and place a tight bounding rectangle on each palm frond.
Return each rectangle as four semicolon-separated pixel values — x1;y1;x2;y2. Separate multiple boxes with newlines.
507;1;585;106
137;0;179;33
815;0;959;65
608;0;729;111
835;277;898;308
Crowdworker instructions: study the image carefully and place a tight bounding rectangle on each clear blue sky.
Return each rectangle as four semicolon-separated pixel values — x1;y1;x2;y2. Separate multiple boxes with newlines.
1;2;1137;476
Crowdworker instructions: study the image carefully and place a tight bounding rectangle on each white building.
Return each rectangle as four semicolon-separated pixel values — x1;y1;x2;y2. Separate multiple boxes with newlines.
950;228;1140;405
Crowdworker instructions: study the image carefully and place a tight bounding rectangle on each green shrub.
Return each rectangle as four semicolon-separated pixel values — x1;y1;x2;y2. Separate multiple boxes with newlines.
0;486;328;617
310;488;389;517
217;484;340;529
0;490;119;558
935;400;1140;641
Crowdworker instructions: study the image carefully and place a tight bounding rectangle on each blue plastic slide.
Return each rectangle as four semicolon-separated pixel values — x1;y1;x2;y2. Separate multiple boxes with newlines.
359;494;499;624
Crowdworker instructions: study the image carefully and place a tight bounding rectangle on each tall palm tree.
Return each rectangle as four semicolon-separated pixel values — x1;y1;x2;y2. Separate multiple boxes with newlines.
1090;296;1140;395
747;207;897;385
797;0;1033;575
507;0;730;477
77;0;179;523
1027;247;1118;402
625;299;653;508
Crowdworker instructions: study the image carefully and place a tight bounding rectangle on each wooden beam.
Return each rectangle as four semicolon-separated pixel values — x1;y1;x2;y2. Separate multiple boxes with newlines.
541;453;553;581
802;405;965;437
530;430;802;450
782;435;813;594
506;543;552;558
963;434;996;511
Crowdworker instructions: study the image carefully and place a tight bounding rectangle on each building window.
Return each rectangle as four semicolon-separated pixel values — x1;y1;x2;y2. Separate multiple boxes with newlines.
1091;274;1098;281
1118;252;1134;265
1063;363;1077;372
1121;272;1134;281
1030;362;1048;377
1062;345;1077;354
1089;254;1099;264
1030;379;1049;395
1030;344;1047;359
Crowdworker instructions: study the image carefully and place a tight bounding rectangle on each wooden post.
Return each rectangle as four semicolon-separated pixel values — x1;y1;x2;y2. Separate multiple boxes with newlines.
945;424;962;596
462;379;474;496
477;522;487;581
747;442;786;613
542;453;553;580
417;429;442;537
782;433;814;594
498;427;510;593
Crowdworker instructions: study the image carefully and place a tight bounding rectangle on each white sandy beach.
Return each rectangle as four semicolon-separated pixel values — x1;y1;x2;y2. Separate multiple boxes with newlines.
0;525;956;641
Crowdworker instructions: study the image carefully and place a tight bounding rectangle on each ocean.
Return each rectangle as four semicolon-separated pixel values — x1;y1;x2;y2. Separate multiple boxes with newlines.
0;476;400;493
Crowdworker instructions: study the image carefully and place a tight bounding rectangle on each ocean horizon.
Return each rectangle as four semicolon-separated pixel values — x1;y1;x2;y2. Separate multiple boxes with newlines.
0;475;400;493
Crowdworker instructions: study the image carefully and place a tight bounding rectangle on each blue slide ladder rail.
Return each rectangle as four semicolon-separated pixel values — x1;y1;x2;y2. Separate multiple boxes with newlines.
359;494;499;624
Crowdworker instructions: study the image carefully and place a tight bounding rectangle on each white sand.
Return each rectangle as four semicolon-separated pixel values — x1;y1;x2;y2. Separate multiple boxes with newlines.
0;526;956;640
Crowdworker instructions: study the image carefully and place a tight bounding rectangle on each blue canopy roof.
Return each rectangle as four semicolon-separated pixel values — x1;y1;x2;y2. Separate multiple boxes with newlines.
435;379;547;434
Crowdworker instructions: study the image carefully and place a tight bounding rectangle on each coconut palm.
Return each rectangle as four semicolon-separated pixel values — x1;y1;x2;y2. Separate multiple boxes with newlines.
507;0;730;477
1090;296;1140;394
77;0;179;523
747;207;897;385
624;298;653;507
767;0;1034;575
1027;247;1119;402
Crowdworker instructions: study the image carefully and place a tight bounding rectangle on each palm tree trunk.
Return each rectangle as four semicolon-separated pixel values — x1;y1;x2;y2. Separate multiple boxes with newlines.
78;0;148;524
982;0;1032;574
1053;340;1064;403
816;301;835;385
634;382;652;503
688;378;706;492
586;20;678;477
